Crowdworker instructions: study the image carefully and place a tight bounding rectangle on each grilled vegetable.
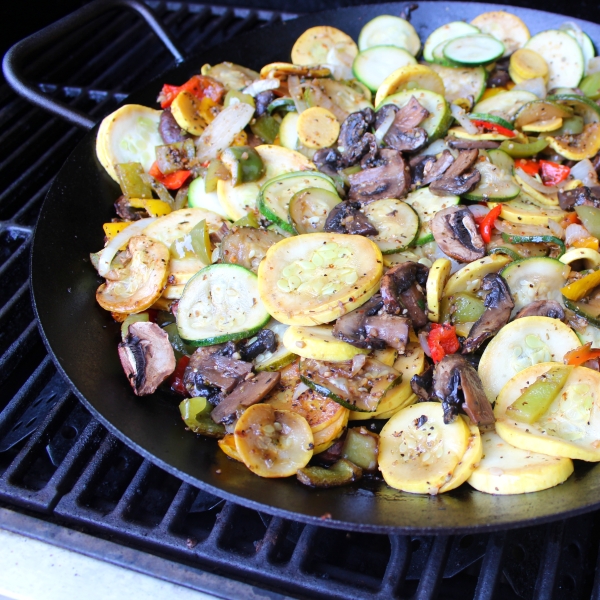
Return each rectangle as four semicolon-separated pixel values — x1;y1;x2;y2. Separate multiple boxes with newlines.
297;459;362;487
283;325;368;361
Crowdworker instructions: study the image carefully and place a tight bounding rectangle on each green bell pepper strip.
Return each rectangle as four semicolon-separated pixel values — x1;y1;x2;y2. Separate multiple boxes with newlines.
499;136;549;158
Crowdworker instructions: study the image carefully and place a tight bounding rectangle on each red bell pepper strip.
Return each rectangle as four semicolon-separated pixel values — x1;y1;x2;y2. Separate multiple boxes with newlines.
515;158;540;177
479;204;502;244
149;162;191;190
539;160;570;186
564;342;600;366
169;355;190;396
471;119;516;138
428;323;461;363
158;75;225;109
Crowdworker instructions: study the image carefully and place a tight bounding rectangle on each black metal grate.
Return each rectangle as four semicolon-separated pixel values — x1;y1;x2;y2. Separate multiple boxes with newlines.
2;2;600;598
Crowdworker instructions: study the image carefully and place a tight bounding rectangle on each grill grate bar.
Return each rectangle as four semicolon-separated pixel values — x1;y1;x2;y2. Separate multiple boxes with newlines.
286;523;318;573
473;532;506;600
534;521;565;599
0;237;30;279
253;516;286;563
378;535;411;597
111;459;155;521
156;481;197;534
203;500;238;547
0;280;30;322
413;536;453;600
0;320;40;388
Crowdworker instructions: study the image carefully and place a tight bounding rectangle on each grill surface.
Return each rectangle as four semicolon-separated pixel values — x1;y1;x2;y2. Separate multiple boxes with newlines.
2;2;600;598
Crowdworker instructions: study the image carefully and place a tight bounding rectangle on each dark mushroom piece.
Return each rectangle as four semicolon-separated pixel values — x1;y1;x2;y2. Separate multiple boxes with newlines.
383;96;429;153
429;148;481;196
184;348;253;396
359;133;381;169
338;108;376;167
462;273;514;354
159;108;191;144
431;205;486;262
374;104;398;129
433;354;495;429
239;329;277;361
255;90;276;117
118;322;176;396
380;262;429;329
558;186;600;210
348;149;410;204
487;58;511;88
446;138;501;150
114;195;148;221
323;201;378;236
514;300;565;320
410;150;455;188
364;313;411;352
313;147;344;179
210;371;281;424
209;221;231;245
411;364;433;401
332;294;387;349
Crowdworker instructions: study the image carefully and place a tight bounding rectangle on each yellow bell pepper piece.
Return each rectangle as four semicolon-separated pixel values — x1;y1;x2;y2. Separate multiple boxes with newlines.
143;199;172;217
231;130;248;146
563;179;583;191
481;87;507;101
561;268;600;300
103;221;131;240
573;237;600;251
199;97;220;123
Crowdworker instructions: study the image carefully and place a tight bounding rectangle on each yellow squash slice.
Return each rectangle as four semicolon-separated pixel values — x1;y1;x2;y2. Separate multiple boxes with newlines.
291;26;358;66
487;199;567;225
470;11;530;56
427;258;452;323
234;404;313;477
478;317;581;402
443;254;511;296
560;247;600;270
218;434;243;462
468;430;573;495
379;402;471;494
258;232;383;325
96;104;163;182
439;420;483;493
494;363;600;462
375;64;445;107
546;123;600;161
170;91;208;135
296;107;340;149
283;325;368;361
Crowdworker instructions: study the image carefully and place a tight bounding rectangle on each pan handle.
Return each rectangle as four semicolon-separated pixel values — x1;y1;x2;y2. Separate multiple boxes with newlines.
2;0;185;130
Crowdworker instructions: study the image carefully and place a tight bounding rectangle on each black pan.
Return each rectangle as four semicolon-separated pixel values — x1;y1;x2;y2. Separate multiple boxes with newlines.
31;1;600;534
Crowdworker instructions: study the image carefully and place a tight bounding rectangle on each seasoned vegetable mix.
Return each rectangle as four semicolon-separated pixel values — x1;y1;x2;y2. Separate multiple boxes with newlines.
93;8;600;496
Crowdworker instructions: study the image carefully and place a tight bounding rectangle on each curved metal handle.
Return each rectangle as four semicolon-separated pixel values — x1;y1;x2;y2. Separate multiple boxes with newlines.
2;0;185;130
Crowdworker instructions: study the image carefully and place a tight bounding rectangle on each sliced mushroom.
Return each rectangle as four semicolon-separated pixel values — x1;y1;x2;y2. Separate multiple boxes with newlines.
255;90;276;117
239;329;277;361
209;221;231;245
558;186;600;210
364;313;410;352
184;348;253;396
374;104;398;130
118;322;176;396
323;201;378;236
462;273;514;354
348;149;410;204
313;147;344;178
429;149;481;196
446;138;501;150
514;300;565;320
159;107;191;144
114;195;148;221
338;108;376;167
211;371;281;424
359;133;380;169
383;96;429;153
411;150;455;187
380;262;429;329
433;354;495;429
411;365;433;401
487;58;511;88
431;205;486;262
332;294;387;349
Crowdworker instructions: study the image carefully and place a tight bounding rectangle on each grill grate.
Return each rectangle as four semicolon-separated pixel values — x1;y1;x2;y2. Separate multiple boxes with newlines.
1;2;600;598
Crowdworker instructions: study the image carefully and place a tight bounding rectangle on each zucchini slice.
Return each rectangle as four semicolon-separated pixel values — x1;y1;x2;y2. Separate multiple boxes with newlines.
525;30;584;89
176;263;270;346
478;316;581;402
443;34;505;66
358;14;421;55
470;11;530;56
257;232;383;326
564;295;600;328
289;187;341;234
187;177;230;220
462;159;521;201
473;90;538;121
494;363;600;461
502;257;570;314
423;21;480;63
513;100;573;129
96;104;163;182
403;187;460;245
468;430;573;494
561;23;596;76
546;94;600;124
291;26;358;66
283;325;368;361
234;404;314;477
377;89;452;141
379;402;471;494
363;198;419;254
253;321;296;372
427;64;487;102
258;171;336;234
300;357;401;412
352;46;416;92
217;145;314;221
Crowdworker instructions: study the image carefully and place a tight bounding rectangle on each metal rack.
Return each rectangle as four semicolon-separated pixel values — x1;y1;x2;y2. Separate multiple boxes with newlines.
2;2;600;597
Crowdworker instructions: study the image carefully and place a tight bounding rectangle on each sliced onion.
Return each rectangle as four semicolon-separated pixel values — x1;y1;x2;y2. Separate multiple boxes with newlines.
547;218;566;239
242;78;280;97
467;204;490;220
450;103;479;134
417;139;449;157
570;159;599;187
513;77;546;99
493;218;555;237
374;110;395;143
97;217;156;277
588;57;600;75
304;83;348;122
195;102;254;163
326;44;355;80
351;353;367;377
515;167;558;194
419;331;432;358
288;75;308;114
565;223;591;245
292;382;309;402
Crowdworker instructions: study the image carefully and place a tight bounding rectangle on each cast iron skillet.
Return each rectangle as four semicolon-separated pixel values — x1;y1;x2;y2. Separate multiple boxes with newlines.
31;1;600;534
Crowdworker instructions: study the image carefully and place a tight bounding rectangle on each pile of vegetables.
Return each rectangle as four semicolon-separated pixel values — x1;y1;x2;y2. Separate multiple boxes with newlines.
92;7;600;496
